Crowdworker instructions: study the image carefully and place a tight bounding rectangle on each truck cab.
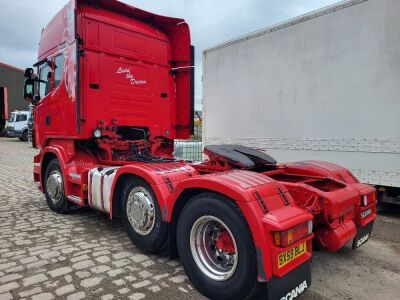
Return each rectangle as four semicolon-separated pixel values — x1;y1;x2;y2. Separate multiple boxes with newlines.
6;110;30;141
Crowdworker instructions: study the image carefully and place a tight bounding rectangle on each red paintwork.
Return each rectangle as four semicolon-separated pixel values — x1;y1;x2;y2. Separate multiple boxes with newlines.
35;0;191;151
30;0;376;287
260;161;377;251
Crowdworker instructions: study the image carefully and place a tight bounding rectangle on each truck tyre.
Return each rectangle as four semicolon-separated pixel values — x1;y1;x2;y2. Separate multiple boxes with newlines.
43;159;69;214
22;130;28;142
177;193;260;300
121;177;167;253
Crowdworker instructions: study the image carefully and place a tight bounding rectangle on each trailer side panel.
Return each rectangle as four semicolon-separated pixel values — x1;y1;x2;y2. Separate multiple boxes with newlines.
203;0;400;188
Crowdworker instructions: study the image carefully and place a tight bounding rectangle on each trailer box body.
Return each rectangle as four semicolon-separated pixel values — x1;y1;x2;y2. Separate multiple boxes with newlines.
203;0;400;198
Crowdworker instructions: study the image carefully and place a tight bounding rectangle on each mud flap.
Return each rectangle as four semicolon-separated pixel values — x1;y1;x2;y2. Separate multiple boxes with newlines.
267;260;311;300
352;221;374;249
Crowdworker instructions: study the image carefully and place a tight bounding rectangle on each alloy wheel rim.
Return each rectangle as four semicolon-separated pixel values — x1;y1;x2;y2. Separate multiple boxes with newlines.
126;186;156;236
46;170;64;204
190;215;238;281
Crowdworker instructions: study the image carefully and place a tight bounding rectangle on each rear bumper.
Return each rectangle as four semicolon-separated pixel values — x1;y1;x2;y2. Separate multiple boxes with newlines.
315;201;377;251
268;260;311;300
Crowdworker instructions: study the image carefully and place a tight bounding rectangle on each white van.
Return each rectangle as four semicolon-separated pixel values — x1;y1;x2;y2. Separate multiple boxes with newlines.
7;111;30;141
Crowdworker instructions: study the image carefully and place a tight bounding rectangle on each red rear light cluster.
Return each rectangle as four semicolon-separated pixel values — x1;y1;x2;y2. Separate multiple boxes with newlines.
361;193;376;206
274;220;313;248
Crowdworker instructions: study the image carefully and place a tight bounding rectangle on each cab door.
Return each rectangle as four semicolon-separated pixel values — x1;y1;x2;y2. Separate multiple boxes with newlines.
34;56;67;145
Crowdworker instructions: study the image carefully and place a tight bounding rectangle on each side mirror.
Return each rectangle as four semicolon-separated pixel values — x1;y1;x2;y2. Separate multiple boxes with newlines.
24;78;34;102
24;68;34;79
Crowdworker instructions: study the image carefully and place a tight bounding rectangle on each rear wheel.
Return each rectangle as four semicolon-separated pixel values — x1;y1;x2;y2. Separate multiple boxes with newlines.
43;159;69;214
177;193;260;300
121;177;167;253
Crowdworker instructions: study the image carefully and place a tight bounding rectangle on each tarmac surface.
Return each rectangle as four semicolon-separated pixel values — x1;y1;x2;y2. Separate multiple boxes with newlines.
0;138;399;300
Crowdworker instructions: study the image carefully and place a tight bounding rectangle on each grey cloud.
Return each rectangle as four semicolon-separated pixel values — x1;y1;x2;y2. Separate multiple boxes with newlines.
0;0;338;110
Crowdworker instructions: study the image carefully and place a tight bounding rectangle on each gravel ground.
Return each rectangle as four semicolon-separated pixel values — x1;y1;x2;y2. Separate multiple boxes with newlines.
0;138;399;300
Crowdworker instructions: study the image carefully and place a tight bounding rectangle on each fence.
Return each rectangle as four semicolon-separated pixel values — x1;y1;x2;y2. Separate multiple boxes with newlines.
174;140;203;161
173;122;203;161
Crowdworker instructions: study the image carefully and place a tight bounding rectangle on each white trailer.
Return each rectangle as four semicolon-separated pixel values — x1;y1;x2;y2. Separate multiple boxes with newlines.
203;0;400;204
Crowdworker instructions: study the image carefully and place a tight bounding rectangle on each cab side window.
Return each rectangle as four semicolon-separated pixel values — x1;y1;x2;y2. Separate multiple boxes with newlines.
37;55;64;100
54;55;64;89
38;63;52;99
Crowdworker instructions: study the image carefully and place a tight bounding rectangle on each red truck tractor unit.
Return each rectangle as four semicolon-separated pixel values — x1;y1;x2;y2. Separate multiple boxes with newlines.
24;1;377;299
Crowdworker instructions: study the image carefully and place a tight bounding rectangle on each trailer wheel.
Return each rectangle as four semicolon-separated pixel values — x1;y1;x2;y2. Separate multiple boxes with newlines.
177;193;260;300
121;177;167;253
43;159;69;214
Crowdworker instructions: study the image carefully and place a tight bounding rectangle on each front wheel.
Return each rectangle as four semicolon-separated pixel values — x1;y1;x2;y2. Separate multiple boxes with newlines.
177;193;261;300
21;130;28;142
121;177;167;253
43;159;69;214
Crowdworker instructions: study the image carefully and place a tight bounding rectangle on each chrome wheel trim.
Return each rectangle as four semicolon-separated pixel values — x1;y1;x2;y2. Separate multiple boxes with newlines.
46;170;64;205
126;186;156;236
190;215;238;281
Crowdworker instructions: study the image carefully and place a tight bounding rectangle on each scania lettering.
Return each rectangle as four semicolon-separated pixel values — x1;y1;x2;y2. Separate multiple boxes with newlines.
280;281;308;300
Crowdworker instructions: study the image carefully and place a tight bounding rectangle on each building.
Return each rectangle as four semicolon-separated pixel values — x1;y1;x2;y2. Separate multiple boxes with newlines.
0;62;27;112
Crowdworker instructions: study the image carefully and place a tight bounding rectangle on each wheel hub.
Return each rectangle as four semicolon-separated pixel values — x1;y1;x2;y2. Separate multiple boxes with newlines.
215;230;236;254
126;187;155;236
46;170;63;204
190;216;238;281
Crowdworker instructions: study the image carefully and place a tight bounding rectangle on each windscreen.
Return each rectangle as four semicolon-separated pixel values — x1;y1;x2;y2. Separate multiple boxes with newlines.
16;114;27;122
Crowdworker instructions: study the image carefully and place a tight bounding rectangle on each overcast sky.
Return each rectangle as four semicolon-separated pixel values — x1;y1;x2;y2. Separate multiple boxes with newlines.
0;0;339;110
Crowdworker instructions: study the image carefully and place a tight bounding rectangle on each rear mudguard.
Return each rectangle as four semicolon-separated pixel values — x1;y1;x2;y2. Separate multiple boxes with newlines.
170;170;313;281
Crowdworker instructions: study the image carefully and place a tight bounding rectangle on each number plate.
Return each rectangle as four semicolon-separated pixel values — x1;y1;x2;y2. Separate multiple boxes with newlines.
278;242;306;268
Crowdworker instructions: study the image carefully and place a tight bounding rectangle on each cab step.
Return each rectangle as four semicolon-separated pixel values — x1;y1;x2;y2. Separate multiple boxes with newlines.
68;173;82;185
67;195;84;206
